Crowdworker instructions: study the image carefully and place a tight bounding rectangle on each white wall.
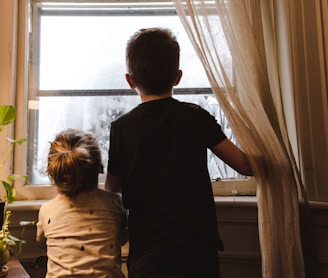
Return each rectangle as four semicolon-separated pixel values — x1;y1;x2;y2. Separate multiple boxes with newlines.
0;0;16;106
0;0;17;196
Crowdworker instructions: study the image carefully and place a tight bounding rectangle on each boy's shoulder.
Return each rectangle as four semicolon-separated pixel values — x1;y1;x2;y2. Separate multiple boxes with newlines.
111;97;212;131
116;97;204;119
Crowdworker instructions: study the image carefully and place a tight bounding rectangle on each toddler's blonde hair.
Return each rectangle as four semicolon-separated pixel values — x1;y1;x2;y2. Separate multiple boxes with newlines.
47;129;102;197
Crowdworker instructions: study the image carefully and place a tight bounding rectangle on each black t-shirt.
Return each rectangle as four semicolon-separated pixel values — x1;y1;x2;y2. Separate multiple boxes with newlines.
108;97;226;249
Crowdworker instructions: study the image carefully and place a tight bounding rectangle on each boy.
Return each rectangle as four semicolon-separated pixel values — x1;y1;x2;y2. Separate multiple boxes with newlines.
106;28;253;277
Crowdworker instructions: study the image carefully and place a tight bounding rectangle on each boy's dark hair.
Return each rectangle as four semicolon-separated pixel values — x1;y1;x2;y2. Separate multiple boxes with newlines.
126;27;180;95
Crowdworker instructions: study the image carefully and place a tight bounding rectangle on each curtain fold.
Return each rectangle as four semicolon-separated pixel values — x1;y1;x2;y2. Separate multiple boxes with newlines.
173;0;307;277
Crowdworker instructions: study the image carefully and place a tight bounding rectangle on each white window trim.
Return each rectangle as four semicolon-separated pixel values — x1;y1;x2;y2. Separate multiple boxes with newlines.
12;0;61;201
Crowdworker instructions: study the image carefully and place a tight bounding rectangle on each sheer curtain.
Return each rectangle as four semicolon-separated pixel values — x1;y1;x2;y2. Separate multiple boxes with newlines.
173;0;306;277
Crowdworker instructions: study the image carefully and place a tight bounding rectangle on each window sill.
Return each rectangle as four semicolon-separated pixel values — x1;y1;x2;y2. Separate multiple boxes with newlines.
214;196;257;207
7;197;328;212
214;196;328;209
7;197;259;211
212;177;257;196
7;200;46;211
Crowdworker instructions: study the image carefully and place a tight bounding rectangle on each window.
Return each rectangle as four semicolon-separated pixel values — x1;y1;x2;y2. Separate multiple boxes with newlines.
5;0;326;201
22;0;255;198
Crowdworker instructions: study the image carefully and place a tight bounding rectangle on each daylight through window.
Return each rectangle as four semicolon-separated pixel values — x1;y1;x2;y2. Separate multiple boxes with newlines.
28;1;239;185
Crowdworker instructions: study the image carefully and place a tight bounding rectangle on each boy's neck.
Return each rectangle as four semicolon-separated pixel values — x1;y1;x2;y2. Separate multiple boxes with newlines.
140;91;172;103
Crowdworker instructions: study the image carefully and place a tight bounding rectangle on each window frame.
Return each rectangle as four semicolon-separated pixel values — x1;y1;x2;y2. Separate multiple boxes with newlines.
10;0;259;201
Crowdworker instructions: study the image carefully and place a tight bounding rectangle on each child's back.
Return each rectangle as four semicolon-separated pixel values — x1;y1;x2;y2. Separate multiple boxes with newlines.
37;129;127;277
38;189;126;278
107;27;252;278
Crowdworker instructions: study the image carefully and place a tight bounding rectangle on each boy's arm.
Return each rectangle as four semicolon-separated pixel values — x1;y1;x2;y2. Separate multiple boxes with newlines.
210;138;253;176
105;175;128;244
105;173;122;193
121;208;129;246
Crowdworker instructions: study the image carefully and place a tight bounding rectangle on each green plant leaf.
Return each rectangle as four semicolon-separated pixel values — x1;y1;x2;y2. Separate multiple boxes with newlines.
7;136;28;145
8;235;21;242
19;221;36;227
7;174;20;181
22;175;29;184
3;237;16;246
0;180;16;203
0;106;16;128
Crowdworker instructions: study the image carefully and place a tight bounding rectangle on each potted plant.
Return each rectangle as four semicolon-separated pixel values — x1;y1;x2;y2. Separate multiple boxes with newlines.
0;105;28;206
0;209;10;272
0;208;35;274
0;105;29;272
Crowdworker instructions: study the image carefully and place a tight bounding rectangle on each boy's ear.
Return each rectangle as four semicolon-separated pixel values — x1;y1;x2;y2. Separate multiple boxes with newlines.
174;70;183;86
125;73;136;89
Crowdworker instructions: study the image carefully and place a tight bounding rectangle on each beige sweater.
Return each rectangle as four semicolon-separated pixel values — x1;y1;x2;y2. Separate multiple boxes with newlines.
37;189;127;278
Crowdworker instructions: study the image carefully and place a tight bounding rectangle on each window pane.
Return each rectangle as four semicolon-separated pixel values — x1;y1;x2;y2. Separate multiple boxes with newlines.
28;2;239;185
39;15;210;90
31;94;238;184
